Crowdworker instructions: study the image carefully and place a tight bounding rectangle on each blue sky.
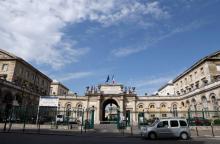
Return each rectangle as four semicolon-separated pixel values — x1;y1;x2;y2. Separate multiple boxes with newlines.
1;0;220;95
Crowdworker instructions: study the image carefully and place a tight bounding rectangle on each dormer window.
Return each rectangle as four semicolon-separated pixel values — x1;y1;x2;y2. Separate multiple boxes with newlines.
202;78;208;85
195;81;199;89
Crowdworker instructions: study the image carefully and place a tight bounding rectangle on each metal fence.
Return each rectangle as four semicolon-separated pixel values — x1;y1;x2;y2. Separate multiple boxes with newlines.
0;106;95;134
1;106;220;137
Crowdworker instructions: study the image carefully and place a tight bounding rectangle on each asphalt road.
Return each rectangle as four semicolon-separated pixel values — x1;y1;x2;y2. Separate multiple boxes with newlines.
1;132;220;144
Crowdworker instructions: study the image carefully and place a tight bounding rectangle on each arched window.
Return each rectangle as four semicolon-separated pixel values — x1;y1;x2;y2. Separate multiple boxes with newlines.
201;96;208;110
191;98;197;111
77;104;83;117
138;104;143;109
150;105;155;109
161;104;166;108
66;104;71;117
186;100;190;109
181;102;185;107
211;94;218;111
149;104;156;112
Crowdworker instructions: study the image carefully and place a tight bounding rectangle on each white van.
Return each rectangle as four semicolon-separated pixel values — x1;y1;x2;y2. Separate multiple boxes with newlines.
140;118;191;140
56;115;64;123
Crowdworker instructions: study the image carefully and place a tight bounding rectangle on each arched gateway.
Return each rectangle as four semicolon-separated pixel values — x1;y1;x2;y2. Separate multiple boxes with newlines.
101;98;119;122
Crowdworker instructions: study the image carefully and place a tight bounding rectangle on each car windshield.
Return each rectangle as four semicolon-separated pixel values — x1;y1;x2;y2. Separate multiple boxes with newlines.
150;120;159;127
57;115;63;118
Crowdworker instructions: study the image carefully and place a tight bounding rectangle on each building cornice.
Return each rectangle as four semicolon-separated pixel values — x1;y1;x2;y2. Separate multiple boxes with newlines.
173;50;220;83
0;49;52;82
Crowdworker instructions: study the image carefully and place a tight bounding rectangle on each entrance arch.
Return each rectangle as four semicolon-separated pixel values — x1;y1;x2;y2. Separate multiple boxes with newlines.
102;99;119;121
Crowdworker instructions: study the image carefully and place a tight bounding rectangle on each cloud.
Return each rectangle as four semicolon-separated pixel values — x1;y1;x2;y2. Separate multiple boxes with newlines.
111;47;145;57
111;19;209;58
57;71;93;82
0;0;169;69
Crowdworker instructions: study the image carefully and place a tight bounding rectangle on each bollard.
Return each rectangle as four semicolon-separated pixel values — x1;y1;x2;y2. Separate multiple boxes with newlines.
38;123;41;134
130;124;133;136
211;125;215;137
196;126;199;136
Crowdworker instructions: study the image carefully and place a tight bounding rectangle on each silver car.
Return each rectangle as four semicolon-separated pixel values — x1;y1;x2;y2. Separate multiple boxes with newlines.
140;118;190;140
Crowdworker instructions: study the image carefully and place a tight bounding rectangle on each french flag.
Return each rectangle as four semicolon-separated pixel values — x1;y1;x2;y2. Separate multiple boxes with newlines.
112;75;115;84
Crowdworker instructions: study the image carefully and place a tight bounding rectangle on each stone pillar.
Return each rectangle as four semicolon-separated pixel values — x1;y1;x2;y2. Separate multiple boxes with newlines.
95;97;101;124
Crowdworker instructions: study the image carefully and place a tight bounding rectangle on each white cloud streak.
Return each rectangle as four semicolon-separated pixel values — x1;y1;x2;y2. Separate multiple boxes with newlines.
58;71;93;82
111;20;209;57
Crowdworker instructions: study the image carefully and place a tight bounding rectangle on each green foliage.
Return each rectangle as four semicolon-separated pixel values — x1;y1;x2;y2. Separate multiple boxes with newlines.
213;119;220;125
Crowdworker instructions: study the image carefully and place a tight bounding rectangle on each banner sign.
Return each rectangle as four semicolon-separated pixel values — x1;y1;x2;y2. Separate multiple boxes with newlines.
39;96;59;107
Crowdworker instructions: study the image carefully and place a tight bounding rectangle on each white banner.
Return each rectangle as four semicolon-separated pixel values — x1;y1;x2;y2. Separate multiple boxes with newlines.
39;96;59;107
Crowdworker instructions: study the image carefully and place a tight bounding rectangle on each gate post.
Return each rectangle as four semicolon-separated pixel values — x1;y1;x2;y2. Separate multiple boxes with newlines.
126;110;130;127
90;106;95;129
117;109;120;129
202;109;205;120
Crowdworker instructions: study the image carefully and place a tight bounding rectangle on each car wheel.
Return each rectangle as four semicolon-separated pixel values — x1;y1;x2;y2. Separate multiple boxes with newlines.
180;132;188;140
148;132;157;140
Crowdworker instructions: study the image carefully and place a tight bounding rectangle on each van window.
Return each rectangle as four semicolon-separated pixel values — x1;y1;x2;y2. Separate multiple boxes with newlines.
57;115;63;118
170;120;179;127
179;120;187;126
157;121;169;128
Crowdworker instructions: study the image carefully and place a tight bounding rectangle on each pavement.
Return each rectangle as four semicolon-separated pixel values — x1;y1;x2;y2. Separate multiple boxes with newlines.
1;132;220;144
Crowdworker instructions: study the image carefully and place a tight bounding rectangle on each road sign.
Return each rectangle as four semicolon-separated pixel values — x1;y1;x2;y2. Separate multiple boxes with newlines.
39;96;59;107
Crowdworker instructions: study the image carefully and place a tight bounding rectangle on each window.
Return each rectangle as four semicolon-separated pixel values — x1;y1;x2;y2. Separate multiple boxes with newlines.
194;71;197;79
150;114;155;118
195;81;199;88
184;78;187;84
66;104;71;116
216;65;220;71
202;78;208;86
181;102;185;107
157;121;169;128
26;71;29;78
150;105;155;108
77;104;83;117
19;68;23;74
179;120;187;127
170;120;179;127
139;105;143;109
162;114;167;117
32;74;35;81
190;75;192;81
2;64;8;72
200;67;204;75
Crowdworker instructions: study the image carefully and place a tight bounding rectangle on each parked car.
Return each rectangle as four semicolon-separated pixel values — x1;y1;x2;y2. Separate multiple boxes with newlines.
188;117;211;126
68;117;78;124
140;118;190;140
56;114;64;123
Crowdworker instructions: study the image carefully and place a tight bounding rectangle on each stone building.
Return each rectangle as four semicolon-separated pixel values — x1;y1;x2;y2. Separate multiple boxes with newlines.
0;49;52;109
57;51;220;124
50;80;69;96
